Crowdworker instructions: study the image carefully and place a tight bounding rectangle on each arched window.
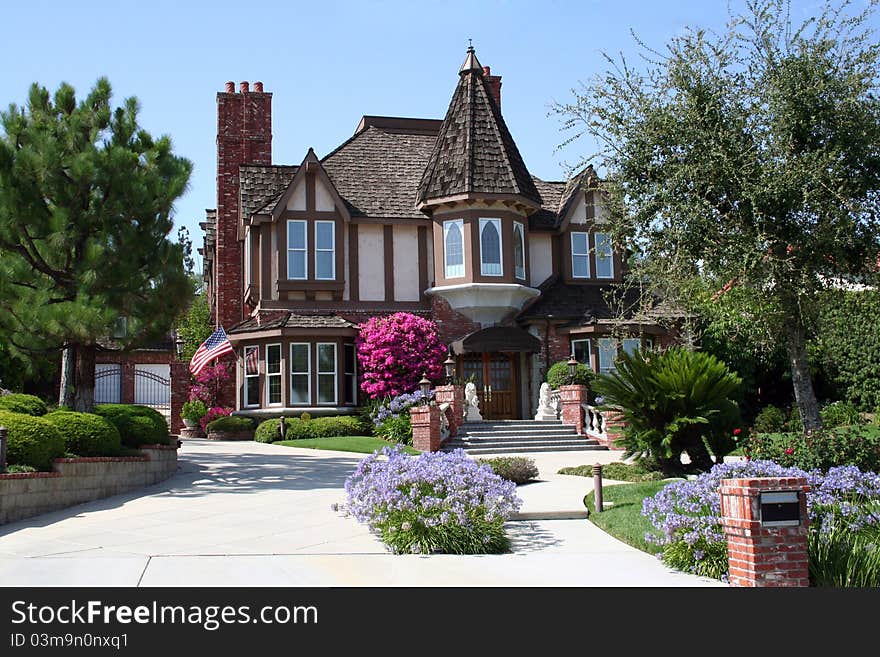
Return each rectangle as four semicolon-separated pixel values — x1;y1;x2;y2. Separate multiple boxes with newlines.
513;221;525;280
443;219;464;278
480;218;502;276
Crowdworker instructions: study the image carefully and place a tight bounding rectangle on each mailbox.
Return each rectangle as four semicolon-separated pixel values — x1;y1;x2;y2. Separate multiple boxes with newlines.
759;491;801;527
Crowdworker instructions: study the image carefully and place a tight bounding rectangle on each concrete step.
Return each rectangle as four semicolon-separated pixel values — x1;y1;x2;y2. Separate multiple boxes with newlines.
461;429;579;438
444;438;601;449
456;434;584;443
462;421;564;430
444;444;608;454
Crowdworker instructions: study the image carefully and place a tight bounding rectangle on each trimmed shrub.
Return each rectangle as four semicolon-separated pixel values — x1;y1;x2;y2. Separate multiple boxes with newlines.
545;360;594;389
309;415;365;438
820;401;864;428
255;419;282;443
44;410;122;456
559;461;667;482
205;416;254;433
747;426;880;473
200;406;231;432
753;405;786;433
0;410;65;470
0;393;48;416
94;404;170;447
478;457;539;485
181;400;207;423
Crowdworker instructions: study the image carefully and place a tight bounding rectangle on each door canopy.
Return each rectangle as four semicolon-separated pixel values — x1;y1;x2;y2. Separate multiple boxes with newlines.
451;326;540;354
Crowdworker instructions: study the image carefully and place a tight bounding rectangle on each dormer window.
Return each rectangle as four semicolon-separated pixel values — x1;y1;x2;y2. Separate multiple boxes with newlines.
571;232;590;278
480;218;502;276
315;221;335;280
287;220;307;280
513;221;526;280
443;219;464;278
595;232;614;279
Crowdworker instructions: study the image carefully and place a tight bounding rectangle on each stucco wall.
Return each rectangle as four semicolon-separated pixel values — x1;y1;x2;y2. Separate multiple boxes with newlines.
529;233;553;287
315;177;334;211
393;225;421;301
288;179;306;210
358;224;385;301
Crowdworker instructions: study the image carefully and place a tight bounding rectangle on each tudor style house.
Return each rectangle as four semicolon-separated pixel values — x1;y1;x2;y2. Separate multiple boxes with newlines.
202;47;671;421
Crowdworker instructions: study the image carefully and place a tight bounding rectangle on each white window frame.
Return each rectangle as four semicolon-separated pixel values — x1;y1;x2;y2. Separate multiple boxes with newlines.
443;219;465;279
513;221;526;280
622;338;641;358
287;220;307;280
344;343;357;405
290;342;311;406
316;342;338;405
315;220;336;280
595;232;614;279
479;217;503;277
265;343;282;407
243;345;260;408
571;338;592;370
571;231;591;279
245;229;252;289
598;338;618;373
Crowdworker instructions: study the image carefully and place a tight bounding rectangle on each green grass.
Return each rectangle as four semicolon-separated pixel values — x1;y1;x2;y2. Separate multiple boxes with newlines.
275;435;420;455
584;480;680;555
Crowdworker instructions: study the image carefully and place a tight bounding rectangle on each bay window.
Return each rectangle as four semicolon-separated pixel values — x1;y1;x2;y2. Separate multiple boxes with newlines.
479;218;502;276
244;345;260;407
443;219;464;278
290;343;311;405
317;342;337;404
513;221;526;280
265;344;282;406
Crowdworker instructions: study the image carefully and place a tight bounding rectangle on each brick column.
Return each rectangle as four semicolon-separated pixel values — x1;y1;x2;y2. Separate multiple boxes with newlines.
720;477;811;587
601;409;627;450
170;362;191;437
121;362;135;405
559;384;587;434
410;405;441;452
434;384;464;437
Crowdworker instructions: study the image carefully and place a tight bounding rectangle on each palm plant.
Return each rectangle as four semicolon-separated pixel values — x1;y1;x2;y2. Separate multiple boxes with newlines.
593;347;742;475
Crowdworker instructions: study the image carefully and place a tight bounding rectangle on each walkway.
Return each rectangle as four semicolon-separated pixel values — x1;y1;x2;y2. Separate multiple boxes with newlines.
0;440;722;587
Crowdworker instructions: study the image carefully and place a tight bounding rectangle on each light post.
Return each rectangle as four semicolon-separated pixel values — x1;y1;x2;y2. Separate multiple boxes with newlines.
174;333;185;361
443;351;455;385
567;353;578;385
419;374;431;405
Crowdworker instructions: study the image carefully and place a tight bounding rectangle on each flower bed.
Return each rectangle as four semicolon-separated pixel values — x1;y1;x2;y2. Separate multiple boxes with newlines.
338;446;522;554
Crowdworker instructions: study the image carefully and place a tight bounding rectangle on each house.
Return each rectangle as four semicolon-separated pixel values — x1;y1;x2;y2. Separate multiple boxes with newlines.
201;47;672;421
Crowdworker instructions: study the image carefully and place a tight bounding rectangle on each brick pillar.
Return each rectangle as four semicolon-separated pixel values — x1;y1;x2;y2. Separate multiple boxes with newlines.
170;362;191;437
600;409;627;450
559;384;587;434
121;362;135;405
720;477;811;587
410;405;441;452
434;384;464;437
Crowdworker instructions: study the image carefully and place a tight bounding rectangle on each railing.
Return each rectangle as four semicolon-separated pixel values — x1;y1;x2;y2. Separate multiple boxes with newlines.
549;389;562;419
583;404;607;440
438;402;451;442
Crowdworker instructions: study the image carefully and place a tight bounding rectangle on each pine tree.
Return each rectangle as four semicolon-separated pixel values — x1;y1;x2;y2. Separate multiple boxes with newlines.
0;78;193;412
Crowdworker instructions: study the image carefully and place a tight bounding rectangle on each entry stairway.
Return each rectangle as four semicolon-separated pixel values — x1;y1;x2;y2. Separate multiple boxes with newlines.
441;419;607;455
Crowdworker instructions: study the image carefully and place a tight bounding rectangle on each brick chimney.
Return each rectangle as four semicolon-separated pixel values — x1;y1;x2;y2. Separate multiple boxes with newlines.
215;81;272;331
482;66;502;110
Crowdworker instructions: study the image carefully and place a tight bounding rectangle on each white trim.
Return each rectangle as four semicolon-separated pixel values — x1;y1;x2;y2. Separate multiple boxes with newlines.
316;342;338;405
243;345;260;408
265;343;283;407
245;228;252;288
287;220;308;280
513;221;526;280
479;217;503;277
571;231;590;279
315;220;335;280
290;342;311;406
443;219;464;279
595;232;614;279
571;338;592;370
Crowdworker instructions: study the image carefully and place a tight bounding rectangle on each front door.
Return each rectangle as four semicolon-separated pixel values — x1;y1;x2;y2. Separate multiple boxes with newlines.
461;353;517;420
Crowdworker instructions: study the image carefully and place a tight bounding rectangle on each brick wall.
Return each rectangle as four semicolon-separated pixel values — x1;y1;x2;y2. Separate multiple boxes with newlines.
430;296;481;344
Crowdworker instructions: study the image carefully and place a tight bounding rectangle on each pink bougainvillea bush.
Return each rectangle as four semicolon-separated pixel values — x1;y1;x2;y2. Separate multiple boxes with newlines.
356;312;447;399
189;362;232;408
200;406;232;432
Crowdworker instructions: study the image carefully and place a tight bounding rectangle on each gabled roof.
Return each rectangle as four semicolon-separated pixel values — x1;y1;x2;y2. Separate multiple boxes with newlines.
268;149;351;221
239;165;298;218
416;47;541;207
229;312;357;334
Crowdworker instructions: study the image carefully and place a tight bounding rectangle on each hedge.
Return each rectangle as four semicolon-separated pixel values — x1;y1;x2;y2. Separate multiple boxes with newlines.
94;404;170;447
545;360;594;389
0;393;48;416
44;410;122;456
205;416;255;433
748;425;880;473
0;410;65;470
254;415;366;443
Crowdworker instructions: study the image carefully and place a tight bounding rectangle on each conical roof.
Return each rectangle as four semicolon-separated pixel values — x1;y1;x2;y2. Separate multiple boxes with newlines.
417;47;541;207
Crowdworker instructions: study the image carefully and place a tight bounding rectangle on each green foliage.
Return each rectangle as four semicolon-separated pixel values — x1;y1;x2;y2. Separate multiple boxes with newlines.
582;480;673;555
4;464;37;474
0;410;65;470
275;436;420;455
477;457;539;485
809;505;880;587
43;410;122;456
205;416;254;433
747;426;880;473
545;360;594;389
374;413;412;445
753;405;786;433
300;412;312;422
94;404;170;447
662;539;730;581
254;418;282;443
592;347;742;475
175;294;212;362
254;415;366;443
560;461;666;482
180;400;207;422
0;393;48;416
820;401;865;429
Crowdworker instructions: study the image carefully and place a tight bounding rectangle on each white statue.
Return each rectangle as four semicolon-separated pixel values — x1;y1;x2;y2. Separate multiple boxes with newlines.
464;382;483;422
534;382;558;421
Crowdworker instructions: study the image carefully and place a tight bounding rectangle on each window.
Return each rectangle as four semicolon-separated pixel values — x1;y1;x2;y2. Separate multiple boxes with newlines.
317;343;337;404
479;218;502;276
571;232;590;278
287;220;307;279
266;344;282;406
595;232;614;279
597;338;618;373
315;221;335;280
244;345;260;407
513;221;526;280
443;219;464;278
344;343;357;405
290;343;311;405
571;338;591;369
622;338;641;357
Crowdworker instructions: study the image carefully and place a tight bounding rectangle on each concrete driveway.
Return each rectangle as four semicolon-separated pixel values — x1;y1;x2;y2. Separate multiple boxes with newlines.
0;439;722;587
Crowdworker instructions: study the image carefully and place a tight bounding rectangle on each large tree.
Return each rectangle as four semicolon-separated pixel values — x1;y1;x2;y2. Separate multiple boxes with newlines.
0;78;193;411
556;0;880;430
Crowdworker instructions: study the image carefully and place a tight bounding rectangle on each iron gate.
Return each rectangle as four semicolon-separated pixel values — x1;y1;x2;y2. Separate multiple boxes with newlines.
133;368;171;412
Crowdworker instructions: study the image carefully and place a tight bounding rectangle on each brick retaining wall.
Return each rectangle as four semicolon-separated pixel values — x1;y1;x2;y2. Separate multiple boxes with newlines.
0;445;178;525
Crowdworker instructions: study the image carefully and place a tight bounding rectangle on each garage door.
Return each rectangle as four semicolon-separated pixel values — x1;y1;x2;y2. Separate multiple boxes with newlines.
134;364;170;410
94;364;122;404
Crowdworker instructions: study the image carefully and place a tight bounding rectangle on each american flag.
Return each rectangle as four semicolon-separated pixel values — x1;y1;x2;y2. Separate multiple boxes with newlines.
190;326;234;376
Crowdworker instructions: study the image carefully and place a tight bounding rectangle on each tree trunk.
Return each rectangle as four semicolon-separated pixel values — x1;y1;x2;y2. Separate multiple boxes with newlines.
58;346;75;409
73;344;96;413
785;321;821;433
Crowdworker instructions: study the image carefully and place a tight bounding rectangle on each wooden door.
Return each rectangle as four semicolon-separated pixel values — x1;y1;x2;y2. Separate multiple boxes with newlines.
461;353;516;420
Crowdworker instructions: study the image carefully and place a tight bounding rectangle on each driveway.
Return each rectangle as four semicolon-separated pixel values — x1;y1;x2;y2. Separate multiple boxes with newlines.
0;440;722;587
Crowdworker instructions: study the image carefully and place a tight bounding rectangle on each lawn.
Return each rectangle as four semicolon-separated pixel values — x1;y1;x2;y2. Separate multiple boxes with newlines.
584;480;679;555
275;435;420;455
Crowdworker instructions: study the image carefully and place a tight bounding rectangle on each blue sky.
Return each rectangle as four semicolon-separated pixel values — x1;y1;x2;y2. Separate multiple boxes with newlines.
1;0;866;271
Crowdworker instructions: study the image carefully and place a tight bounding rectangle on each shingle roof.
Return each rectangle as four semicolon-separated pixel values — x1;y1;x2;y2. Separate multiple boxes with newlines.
239;165;298;218
416;47;541;206
517;280;649;323
229;313;357;334
530;177;566;230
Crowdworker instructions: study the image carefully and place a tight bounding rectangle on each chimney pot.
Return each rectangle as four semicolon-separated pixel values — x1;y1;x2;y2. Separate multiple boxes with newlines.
239;81;249;93
254;81;264;92
483;66;491;75
225;81;235;93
